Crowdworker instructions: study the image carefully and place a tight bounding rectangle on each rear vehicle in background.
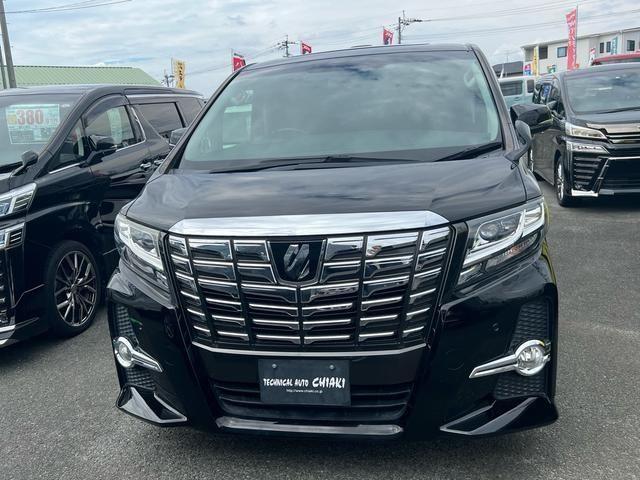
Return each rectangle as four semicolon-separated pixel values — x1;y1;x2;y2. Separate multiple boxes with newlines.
499;76;536;108
0;85;204;347
528;63;640;206
591;52;640;66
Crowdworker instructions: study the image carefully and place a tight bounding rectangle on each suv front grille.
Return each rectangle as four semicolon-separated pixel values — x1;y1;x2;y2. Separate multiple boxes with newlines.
601;159;640;191
167;226;452;352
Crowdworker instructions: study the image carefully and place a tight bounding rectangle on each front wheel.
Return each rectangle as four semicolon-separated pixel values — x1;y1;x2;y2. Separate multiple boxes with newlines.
44;241;102;337
554;160;576;207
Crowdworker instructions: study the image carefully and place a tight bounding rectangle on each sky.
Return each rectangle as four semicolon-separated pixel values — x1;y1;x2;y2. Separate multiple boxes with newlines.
4;0;640;95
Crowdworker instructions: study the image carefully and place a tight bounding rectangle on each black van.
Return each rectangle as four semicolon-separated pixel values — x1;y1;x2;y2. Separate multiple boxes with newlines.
0;85;204;347
108;45;559;439
528;63;640;206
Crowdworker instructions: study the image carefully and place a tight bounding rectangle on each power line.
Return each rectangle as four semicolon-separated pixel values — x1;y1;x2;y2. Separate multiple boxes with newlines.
4;0;132;14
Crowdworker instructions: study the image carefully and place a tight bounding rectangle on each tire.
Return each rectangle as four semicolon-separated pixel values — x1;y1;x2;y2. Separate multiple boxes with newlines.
44;240;102;337
554;159;576;207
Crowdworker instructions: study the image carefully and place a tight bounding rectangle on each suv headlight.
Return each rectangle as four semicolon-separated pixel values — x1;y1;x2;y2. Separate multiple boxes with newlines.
0;183;36;217
115;214;168;289
565;122;607;140
459;199;546;286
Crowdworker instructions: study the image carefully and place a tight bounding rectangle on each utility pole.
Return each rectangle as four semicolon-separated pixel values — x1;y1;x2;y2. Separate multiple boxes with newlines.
0;0;16;88
162;69;174;87
277;35;298;57
0;38;7;89
397;10;425;45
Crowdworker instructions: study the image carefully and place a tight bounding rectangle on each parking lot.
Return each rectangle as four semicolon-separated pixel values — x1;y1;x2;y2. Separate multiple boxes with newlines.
1;182;639;480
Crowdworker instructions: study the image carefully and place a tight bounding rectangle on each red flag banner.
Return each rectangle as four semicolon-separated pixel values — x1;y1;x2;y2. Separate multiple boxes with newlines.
232;53;246;72
565;8;577;70
301;42;312;55
383;27;394;45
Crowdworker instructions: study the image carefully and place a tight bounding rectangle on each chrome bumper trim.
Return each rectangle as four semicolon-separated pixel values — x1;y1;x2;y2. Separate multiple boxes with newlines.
169;211;448;237
216;416;403;436
192;341;426;357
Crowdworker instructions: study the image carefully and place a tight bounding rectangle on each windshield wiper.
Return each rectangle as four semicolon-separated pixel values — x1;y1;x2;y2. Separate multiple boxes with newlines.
593;106;640;114
208;155;416;173
433;141;503;162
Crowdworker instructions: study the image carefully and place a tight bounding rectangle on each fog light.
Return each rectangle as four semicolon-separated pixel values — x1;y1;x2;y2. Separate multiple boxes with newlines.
469;339;550;379
114;337;135;368
515;341;548;376
113;336;163;372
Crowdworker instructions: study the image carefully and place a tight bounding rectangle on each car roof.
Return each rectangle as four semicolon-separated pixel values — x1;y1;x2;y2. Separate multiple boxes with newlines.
0;84;202;98
543;62;640;81
243;43;475;71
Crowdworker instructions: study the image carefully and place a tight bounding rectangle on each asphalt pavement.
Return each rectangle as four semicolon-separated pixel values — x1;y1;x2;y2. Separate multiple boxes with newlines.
1;182;639;480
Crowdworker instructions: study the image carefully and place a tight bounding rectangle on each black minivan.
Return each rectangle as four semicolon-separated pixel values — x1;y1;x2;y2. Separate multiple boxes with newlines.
529;63;640;206
107;45;559;439
0;85;204;347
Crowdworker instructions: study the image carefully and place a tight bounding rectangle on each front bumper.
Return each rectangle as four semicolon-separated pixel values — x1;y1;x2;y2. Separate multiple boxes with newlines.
107;245;559;440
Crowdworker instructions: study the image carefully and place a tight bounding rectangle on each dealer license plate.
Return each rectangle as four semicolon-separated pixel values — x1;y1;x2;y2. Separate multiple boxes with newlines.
258;359;350;406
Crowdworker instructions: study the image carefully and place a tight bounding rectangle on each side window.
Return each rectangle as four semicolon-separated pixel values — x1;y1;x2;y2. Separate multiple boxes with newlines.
85;106;138;149
136;102;183;139
526;79;535;94
547;81;565;118
499;81;523;97
49;120;86;171
178;98;204;125
540;83;552;103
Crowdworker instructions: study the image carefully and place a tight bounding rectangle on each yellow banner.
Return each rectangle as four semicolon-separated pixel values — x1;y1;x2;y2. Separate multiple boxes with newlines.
173;59;186;88
532;47;539;76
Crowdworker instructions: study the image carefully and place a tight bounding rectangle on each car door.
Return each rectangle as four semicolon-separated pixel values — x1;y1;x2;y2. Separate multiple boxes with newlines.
83;95;151;250
132;100;184;168
530;80;553;180
543;79;566;181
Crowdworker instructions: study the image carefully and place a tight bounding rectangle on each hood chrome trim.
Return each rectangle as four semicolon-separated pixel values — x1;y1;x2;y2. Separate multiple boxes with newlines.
169;211;448;237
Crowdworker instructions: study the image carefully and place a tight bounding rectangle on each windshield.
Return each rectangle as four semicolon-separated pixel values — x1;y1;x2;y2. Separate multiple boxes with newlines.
0;94;79;167
179;51;501;170
565;69;640;114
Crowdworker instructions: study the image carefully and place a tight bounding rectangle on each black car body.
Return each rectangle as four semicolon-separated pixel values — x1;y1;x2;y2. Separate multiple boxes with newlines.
0;85;204;347
107;44;559;439
529;63;640;206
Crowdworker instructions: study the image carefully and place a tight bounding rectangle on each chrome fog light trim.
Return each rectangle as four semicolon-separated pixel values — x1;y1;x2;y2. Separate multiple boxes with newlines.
113;337;163;372
469;340;549;379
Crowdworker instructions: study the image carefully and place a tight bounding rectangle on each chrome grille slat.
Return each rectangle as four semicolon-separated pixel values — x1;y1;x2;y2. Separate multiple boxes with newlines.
168;225;451;350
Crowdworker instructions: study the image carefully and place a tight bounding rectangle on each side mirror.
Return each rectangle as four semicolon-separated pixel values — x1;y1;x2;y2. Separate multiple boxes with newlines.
510;103;553;134
169;128;187;147
90;135;117;155
12;150;39;175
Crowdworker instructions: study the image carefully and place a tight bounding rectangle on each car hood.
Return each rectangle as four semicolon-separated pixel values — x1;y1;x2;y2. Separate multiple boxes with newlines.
126;156;529;232
572;110;640;126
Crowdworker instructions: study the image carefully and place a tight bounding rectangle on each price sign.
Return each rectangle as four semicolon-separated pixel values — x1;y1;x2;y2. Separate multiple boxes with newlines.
5;104;61;144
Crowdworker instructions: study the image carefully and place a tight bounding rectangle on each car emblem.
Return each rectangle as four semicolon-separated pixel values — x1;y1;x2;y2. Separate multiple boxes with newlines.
270;241;323;284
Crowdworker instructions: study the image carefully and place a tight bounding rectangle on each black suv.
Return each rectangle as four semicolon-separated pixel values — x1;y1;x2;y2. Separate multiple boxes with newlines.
108;45;558;439
529;63;640;206
0;85;204;347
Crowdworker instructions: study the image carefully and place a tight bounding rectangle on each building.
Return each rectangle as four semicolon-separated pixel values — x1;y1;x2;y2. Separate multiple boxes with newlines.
521;26;640;75
492;61;524;78
0;65;159;89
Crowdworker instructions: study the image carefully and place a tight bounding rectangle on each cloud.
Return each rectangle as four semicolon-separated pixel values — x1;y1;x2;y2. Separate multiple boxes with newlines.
4;0;639;94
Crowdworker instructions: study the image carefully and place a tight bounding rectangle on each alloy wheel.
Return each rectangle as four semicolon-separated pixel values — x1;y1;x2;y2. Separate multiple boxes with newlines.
54;251;98;327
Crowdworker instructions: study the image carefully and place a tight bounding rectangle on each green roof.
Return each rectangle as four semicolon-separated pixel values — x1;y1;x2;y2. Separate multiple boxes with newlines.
3;65;159;87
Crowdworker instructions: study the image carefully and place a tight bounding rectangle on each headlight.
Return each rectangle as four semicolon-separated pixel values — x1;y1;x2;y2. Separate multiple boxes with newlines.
0;183;36;217
115;214;168;289
459;199;546;286
565;122;607;140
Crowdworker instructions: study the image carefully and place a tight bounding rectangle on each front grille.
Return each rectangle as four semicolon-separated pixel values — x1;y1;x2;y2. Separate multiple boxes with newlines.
0;254;9;325
168;226;452;352
601;159;640;191
606;131;640;144
113;304;155;391
494;300;550;400
212;380;413;422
